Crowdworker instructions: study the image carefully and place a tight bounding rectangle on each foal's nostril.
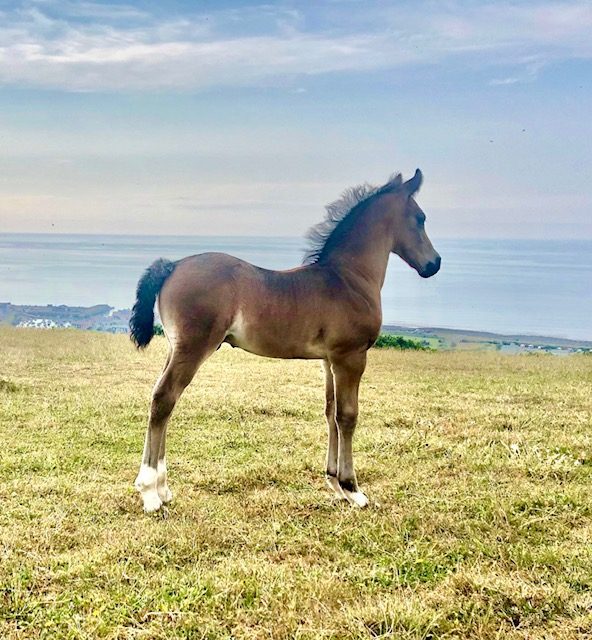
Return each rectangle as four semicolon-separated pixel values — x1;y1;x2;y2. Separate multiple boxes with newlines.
420;256;441;278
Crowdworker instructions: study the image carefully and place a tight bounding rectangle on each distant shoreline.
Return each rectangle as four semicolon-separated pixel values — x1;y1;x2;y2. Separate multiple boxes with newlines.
382;323;592;350
382;324;592;355
0;302;590;353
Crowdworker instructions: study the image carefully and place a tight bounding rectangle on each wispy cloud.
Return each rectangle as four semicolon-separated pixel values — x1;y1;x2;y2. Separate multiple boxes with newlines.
0;1;591;91
489;76;522;86
489;59;546;85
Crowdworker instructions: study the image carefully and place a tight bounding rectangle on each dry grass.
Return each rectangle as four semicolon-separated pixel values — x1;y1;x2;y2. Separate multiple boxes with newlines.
1;327;591;639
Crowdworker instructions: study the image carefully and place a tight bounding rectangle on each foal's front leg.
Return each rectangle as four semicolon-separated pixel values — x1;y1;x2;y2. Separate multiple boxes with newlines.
331;351;369;508
323;360;347;501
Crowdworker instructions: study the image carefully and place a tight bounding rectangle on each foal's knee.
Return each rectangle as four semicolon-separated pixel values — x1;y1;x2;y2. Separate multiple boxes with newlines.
336;407;358;432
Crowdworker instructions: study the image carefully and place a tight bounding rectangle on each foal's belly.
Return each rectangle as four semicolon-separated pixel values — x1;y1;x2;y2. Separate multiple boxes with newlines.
224;309;326;360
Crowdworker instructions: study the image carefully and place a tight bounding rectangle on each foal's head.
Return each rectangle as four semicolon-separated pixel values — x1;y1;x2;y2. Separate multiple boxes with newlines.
303;168;441;278
386;169;441;278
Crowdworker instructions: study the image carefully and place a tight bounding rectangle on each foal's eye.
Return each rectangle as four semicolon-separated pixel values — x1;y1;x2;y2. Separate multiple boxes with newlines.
417;216;426;228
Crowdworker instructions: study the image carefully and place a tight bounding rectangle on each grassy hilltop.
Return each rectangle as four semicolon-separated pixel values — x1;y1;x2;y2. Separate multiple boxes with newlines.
1;328;591;639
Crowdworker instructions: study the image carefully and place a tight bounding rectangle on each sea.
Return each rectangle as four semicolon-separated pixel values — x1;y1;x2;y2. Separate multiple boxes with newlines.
0;234;590;341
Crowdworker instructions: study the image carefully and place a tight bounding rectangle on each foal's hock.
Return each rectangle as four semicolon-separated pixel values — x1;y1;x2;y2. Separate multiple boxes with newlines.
130;169;441;512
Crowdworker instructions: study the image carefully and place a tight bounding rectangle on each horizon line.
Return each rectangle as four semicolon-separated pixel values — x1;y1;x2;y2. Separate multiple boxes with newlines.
2;231;592;242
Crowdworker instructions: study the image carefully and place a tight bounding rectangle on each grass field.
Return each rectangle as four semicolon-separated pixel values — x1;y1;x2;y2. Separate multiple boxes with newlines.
1;327;591;639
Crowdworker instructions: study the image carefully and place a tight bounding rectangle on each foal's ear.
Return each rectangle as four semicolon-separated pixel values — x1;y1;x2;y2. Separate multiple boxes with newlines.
403;169;423;196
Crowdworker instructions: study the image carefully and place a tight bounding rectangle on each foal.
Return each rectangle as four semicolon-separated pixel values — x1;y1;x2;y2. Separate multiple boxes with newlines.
130;169;440;512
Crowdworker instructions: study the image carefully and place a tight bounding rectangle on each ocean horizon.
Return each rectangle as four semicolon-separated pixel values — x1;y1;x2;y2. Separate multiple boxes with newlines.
0;233;590;342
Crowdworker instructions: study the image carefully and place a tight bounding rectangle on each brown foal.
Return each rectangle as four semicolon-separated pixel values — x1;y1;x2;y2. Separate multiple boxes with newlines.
130;169;441;512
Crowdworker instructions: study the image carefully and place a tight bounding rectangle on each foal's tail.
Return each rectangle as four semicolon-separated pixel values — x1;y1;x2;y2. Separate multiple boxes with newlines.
129;258;177;349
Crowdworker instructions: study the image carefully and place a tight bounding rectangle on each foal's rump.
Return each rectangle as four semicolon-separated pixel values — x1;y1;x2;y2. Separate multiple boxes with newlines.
129;252;237;350
157;252;244;346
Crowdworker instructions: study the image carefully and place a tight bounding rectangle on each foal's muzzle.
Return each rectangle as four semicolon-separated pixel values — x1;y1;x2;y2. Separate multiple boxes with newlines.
419;255;441;278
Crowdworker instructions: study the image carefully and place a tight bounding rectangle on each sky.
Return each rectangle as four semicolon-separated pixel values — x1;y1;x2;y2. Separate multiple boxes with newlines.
0;0;591;239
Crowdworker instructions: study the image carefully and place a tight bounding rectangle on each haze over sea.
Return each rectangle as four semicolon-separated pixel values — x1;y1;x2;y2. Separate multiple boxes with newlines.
0;234;590;342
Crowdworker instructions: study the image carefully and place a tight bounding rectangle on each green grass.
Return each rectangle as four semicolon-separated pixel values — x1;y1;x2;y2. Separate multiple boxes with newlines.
1;327;591;639
373;333;430;350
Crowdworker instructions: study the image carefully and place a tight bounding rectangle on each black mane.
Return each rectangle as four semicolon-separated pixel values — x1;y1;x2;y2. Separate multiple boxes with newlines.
303;173;404;265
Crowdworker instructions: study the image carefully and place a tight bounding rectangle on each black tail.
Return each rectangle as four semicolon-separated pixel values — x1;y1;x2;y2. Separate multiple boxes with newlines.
129;258;177;349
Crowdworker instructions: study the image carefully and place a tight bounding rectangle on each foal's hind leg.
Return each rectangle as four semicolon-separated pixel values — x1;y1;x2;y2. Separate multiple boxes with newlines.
155;351;173;504
135;340;217;512
156;418;172;505
331;351;369;508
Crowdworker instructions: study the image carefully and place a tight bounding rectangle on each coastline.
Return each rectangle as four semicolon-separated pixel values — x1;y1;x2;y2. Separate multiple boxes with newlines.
382;323;592;353
1;302;589;353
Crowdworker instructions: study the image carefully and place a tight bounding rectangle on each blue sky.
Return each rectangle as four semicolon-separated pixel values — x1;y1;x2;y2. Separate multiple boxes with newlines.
0;0;591;238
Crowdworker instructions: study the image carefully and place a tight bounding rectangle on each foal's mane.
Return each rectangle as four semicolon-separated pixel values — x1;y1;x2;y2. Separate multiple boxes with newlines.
303;173;404;265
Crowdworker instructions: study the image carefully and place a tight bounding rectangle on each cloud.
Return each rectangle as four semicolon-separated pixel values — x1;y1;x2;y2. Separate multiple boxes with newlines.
489;77;522;86
489;59;546;85
0;1;590;91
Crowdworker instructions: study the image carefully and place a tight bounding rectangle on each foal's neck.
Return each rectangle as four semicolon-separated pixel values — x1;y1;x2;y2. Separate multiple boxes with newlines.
325;203;394;292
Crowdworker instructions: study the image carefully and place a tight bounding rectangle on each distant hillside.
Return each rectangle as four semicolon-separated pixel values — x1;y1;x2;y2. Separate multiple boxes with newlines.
0;302;130;333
